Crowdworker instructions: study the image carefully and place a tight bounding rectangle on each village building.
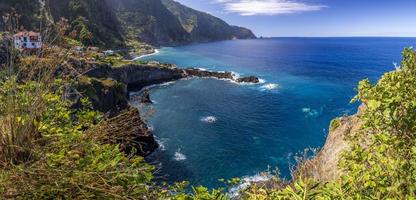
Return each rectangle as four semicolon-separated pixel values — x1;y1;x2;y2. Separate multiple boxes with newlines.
104;50;115;56
13;31;42;50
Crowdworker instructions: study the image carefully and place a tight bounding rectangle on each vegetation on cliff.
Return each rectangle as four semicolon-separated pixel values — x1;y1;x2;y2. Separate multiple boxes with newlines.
2;33;415;198
239;48;416;199
1;4;415;198
161;0;256;42
0;25;228;199
0;0;255;48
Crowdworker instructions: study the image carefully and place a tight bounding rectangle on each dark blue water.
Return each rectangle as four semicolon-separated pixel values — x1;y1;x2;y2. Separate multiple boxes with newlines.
134;38;416;188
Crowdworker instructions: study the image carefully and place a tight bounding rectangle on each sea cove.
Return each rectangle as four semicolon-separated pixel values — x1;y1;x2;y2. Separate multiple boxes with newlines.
135;37;416;188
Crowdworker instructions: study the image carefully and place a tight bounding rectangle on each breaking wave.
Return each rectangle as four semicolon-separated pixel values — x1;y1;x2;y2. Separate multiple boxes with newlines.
174;149;187;161
228;174;272;198
260;83;279;90
201;116;217;123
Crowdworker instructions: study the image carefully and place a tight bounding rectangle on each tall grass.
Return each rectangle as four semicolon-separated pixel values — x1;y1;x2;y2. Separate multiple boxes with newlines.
0;14;70;166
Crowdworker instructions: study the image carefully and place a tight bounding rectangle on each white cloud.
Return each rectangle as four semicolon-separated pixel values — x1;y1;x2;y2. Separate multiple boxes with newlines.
213;0;326;16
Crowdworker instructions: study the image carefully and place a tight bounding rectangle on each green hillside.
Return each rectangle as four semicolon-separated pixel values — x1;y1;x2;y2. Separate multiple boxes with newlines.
0;0;256;48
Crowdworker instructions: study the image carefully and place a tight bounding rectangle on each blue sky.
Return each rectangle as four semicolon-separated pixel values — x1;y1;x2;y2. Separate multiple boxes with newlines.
175;0;416;37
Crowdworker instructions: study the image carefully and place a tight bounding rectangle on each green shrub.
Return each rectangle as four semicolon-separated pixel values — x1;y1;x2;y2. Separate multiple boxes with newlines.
340;47;416;198
0;81;157;199
242;48;416;199
329;118;341;132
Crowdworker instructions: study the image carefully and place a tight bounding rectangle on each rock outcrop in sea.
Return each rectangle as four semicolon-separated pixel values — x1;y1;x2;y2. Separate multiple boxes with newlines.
85;64;260;91
236;76;260;83
140;89;153;104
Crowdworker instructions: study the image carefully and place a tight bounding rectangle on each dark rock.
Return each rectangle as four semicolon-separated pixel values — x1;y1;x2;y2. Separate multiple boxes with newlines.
0;45;7;68
85;64;186;91
140;89;152;104
85;64;260;92
92;106;158;157
236;76;260;83
185;68;260;84
184;68;234;79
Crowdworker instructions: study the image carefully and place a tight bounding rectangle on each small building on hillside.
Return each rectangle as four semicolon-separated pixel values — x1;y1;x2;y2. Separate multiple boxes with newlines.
13;31;42;50
104;50;115;56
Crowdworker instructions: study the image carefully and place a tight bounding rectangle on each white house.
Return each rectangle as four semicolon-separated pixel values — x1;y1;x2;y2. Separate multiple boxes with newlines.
104;50;115;56
13;31;42;50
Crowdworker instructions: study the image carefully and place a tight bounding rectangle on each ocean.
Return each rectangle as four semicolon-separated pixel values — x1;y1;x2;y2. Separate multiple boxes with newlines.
133;37;416;189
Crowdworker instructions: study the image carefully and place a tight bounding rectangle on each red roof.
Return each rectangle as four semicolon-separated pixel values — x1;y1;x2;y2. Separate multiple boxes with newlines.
13;31;40;37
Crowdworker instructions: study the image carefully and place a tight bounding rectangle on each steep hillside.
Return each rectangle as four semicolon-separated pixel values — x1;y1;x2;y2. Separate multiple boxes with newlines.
161;0;256;41
0;0;125;47
48;0;125;47
0;0;255;47
0;0;44;31
104;0;190;46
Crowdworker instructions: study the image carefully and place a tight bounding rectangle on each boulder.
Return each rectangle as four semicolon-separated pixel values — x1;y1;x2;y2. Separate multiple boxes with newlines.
140;89;152;104
184;68;234;79
236;76;260;83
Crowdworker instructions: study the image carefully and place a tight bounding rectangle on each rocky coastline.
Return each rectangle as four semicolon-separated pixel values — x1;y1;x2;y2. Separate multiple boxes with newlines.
85;63;260;91
79;62;261;157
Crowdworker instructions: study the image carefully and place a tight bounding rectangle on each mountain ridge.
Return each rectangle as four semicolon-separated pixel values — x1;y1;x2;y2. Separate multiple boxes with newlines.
161;0;256;42
0;0;256;48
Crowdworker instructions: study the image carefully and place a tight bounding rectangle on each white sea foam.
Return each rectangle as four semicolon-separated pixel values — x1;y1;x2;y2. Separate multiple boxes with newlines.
134;49;160;60
133;81;176;95
231;71;241;79
258;78;266;84
159;81;176;87
147;125;154;132
156;138;166;151
260;83;279;90
229;174;272;198
197;67;208;71
201;116;217;123
174;149;187;161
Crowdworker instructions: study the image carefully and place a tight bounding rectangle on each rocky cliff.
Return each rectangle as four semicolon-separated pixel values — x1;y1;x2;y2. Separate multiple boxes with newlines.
74;76;129;116
85;63;260;91
90;106;158;157
84;64;186;91
1;0;256;47
296;106;365;182
161;0;256;42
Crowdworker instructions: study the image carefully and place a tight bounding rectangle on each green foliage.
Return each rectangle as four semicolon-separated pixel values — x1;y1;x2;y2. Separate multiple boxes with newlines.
2;25;415;198
340;47;416;198
329;118;341;133
171;186;228;200
136;60;149;65
63;36;83;47
0;77;47;165
71;17;93;45
0;80;157;198
97;54;133;67
240;48;416;199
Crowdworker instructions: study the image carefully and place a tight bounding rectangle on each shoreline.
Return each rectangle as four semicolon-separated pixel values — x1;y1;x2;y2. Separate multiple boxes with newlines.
133;49;161;60
124;66;278;194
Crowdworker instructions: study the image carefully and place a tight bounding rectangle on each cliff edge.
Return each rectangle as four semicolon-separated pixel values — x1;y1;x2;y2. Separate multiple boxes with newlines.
297;106;365;182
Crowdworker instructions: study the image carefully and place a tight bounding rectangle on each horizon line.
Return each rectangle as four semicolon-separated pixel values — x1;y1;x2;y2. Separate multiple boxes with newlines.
256;36;416;38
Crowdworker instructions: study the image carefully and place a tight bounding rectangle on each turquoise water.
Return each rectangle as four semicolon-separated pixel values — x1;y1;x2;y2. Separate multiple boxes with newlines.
135;38;416;188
